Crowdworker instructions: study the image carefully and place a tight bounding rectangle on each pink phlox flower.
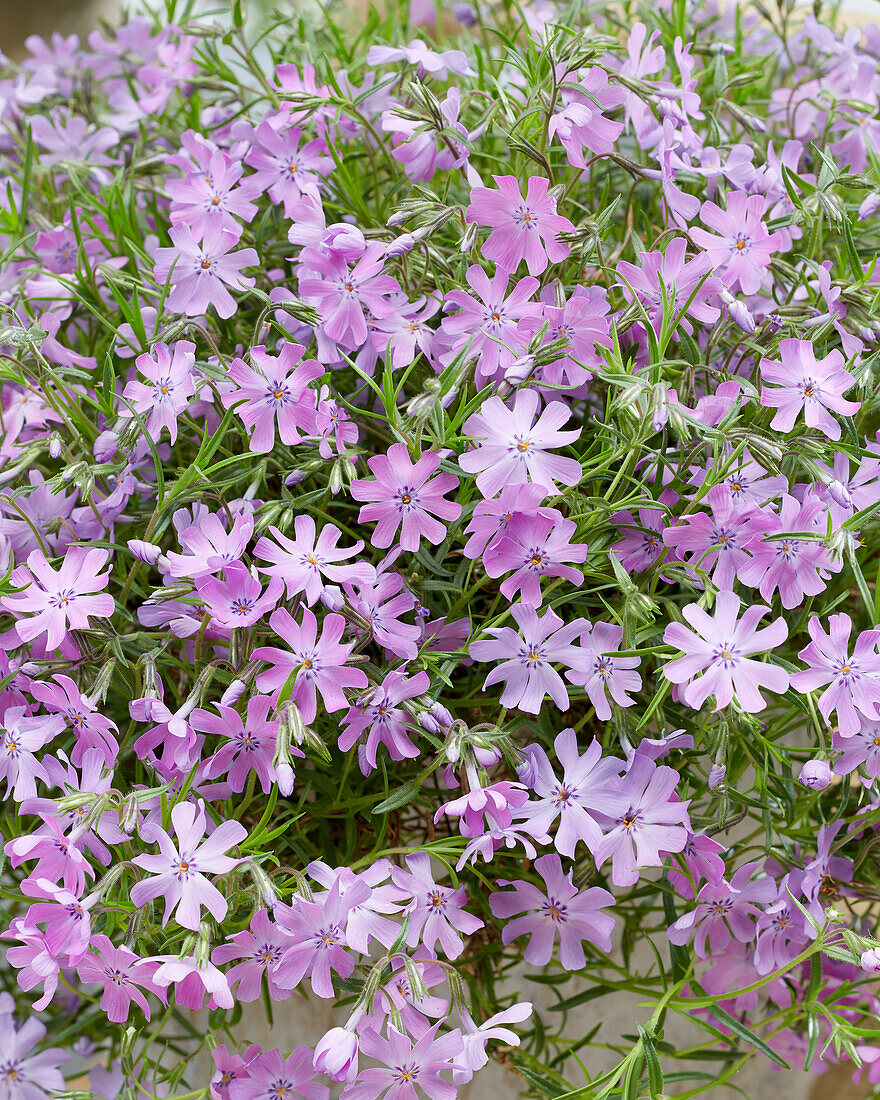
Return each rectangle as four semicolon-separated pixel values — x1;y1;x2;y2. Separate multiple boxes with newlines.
466;175;574;276
76;934;165;1022
382;88;469;182
254;515;374;603
308;858;404;953
689;455;788;507
514;728;627;856
434;769;530;837
367;38;476;78
29;673;119;766
221;342;322;452
152;952;234;1011
690;191;782;295
0;706;64;802
131;687;203;772
759;338;860;441
361;954;450;1039
167;146;262;237
341;1023;463;1100
2;547;114;656
30;109;119;173
667;832;727;899
667;861;777;958
196;562;283;629
565;620;642;720
313;1027;360;1084
0;985;67;1088
483;509;587;607
166;511;254;579
229;1047;329;1100
6;814;97;895
663;590;789;712
338;668;430;773
800;822;854;902
4;921;63;1011
253;606;368;723
0;471;75;560
489;852;615;967
736;493;839;609
212;908;291;1002
452;1002;533;1084
130;798;248;930
832;718;880;779
591;752;691;887
153;221;258;319
371;296;439;368
120;340;196;445
211;1043;263;1100
616;238;721;335
272;877;370;997
790;612;880;736
813;449;880;528
662;483;776;590
462;482;551;561
522;284;612;389
611;500;670;574
469;602;589;714
548;65;624;167
194;694;291;794
440;266;538;387
459;389;581;499
342;572;422;660
753;875;816;975
21;876;98;963
244;120;332;214
315;386;359;458
350;442;461;553
298;243;400;351
390;852;484;959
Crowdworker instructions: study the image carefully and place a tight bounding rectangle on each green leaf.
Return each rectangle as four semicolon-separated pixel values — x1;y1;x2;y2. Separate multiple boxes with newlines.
373;780;420;814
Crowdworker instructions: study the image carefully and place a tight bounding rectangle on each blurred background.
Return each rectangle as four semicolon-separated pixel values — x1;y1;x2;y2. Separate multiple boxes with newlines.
2;0;880;1096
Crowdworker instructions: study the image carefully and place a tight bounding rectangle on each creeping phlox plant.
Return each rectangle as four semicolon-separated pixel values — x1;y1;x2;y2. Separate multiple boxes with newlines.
3;0;880;1096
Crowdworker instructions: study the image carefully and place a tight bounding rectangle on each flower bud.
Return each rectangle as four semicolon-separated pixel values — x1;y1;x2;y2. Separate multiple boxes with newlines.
459;222;479;254
128;539;165;566
798;759;832;790
313;1028;359;1082
861;947;880;973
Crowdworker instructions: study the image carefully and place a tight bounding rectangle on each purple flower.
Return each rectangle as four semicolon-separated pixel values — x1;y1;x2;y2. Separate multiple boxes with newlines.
760;339;860;441
490;853;615;967
592;753;691;886
462;482;550;561
469;602;588;714
566;620;643;721
166;512;255;580
690;191;782;295
0;708;64;802
0;1003;65;1096
667;861;776;957
790;613;880;736
798;758;833;790
194;695;287;793
832;718;880;778
453;1002;533;1084
662;590;789;713
366;39;475;78
153;221;257;319
212;908;291;1002
121;340;196;444
253;607;368;723
255;516;374;604
515;728;627;856
548;66;623;167
343;571;421;660
221;342;322;452
2;547;115;655
152;953;234;1011
76;935;164;1022
130;799;247;930
341;1024;462;1100
230;1047;328;1100
466;175;574;276
483;510;587;606
616;238;721;334
338;669;430;771
196;563;283;629
459;389;581;499
299;243;400;351
390;852;484;958
273;878;369;997
244;121;332;214
314;1027;360;1083
350;443;461;553
167;146;261;236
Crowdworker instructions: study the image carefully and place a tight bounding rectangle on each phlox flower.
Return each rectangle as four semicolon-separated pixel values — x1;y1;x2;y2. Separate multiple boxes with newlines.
29;674;119;766
452;1002;533;1085
759;338;860;441
459;389;581;499
514;728;628;857
525;284;612;388
565;621;642;720
616;238;721;334
254;515;374;603
196;563;283;629
193;695;290;793
211;1044;263;1100
212;908;292;1002
222;342;322;452
2;547;114;655
0;708;64;802
832;719;880;779
230;1047;329;1100
253;607;368;723
462;482;550;561
272;878;370;997
662;590;789;712
366;38;475;78
548;66;624;167
592;753;691;887
790;613;880;736
338;668;430;771
165;512;254;580
489;853;615;967
690;191;782;295
167;147;261;236
152;952;234;1011
390;852;484;959
153;221;257;319
0;999;65;1092
243;121;333;214
76;935;164;1022
307;859;403;953
6;816;97;896
666;861;777;958
483;510;587;606
298;243;400;351
5;923;62;1011
341;1025;462;1100
466;175;574;276
130;799;248;930
350;443;461;552
120;340;196;445
469;602;588;714
342;572;421;660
